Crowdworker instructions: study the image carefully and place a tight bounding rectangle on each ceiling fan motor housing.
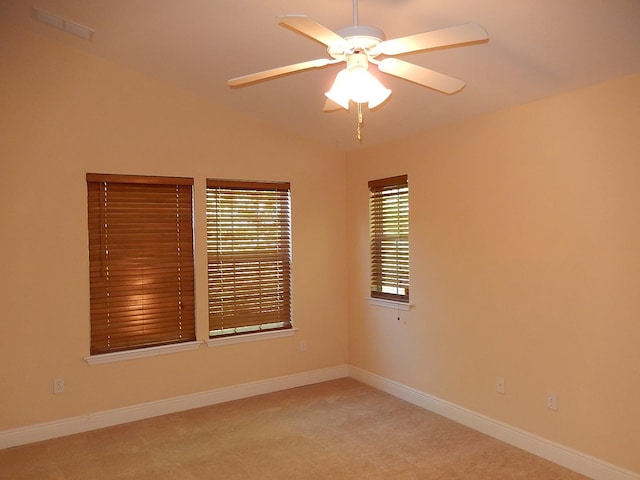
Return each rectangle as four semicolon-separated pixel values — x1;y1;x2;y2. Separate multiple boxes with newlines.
346;51;369;71
328;24;386;59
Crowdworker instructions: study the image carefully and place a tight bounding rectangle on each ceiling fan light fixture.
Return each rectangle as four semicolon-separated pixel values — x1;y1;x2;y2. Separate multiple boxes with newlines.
348;67;390;106
325;66;391;110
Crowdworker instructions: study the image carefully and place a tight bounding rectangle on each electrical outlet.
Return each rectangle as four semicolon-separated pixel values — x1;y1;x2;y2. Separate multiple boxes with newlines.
496;376;505;394
53;378;64;394
300;340;307;352
547;392;558;410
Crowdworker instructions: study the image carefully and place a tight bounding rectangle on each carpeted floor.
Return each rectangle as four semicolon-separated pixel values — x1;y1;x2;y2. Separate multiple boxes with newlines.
1;378;590;479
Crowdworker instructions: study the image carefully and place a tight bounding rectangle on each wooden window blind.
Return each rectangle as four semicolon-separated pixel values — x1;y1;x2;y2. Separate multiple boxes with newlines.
369;175;409;302
86;173;196;355
206;179;292;337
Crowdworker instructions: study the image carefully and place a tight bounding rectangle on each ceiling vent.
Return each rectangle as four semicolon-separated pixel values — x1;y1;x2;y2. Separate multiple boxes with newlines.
33;7;94;40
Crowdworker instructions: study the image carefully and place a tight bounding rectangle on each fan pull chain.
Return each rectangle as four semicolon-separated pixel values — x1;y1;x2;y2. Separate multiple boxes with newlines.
357;102;364;142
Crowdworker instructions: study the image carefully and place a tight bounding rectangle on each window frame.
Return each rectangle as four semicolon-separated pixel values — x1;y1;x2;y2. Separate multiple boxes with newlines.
368;174;410;304
86;173;197;357
206;179;293;339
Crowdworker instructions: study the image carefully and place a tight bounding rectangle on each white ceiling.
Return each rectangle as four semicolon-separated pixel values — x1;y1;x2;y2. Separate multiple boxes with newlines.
3;0;640;151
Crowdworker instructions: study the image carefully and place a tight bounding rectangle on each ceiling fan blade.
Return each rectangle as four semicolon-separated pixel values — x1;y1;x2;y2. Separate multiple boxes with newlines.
323;98;343;112
376;58;466;94
277;14;345;47
377;23;488;56
228;58;335;87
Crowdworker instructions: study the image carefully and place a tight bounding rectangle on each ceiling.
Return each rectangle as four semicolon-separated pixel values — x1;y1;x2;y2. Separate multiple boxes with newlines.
3;0;640;151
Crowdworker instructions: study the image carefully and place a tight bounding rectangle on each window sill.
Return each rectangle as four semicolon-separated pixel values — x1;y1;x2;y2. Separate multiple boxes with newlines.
367;297;412;311
207;328;298;347
84;341;202;365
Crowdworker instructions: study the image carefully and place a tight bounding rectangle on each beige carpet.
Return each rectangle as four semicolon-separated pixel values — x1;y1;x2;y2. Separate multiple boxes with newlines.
1;378;590;479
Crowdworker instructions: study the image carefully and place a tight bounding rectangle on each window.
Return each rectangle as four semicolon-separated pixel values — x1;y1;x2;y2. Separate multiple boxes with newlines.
369;175;409;302
86;174;196;355
206;179;292;337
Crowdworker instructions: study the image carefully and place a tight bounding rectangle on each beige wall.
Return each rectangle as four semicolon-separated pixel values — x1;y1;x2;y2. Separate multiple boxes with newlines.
0;24;348;429
346;72;640;473
3;16;640;476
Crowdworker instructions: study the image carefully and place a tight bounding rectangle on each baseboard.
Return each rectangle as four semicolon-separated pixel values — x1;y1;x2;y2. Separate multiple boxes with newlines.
348;366;639;480
0;364;349;450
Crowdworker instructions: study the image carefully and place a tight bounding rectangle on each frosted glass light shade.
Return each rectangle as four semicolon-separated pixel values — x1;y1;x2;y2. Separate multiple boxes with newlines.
325;67;391;110
325;69;351;109
366;81;392;109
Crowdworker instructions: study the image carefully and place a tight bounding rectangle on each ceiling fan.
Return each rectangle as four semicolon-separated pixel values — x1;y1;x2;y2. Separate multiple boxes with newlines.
228;0;488;139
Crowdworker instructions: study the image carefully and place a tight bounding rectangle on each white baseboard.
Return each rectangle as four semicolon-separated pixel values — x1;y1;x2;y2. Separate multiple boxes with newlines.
0;364;349;450
348;365;640;480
